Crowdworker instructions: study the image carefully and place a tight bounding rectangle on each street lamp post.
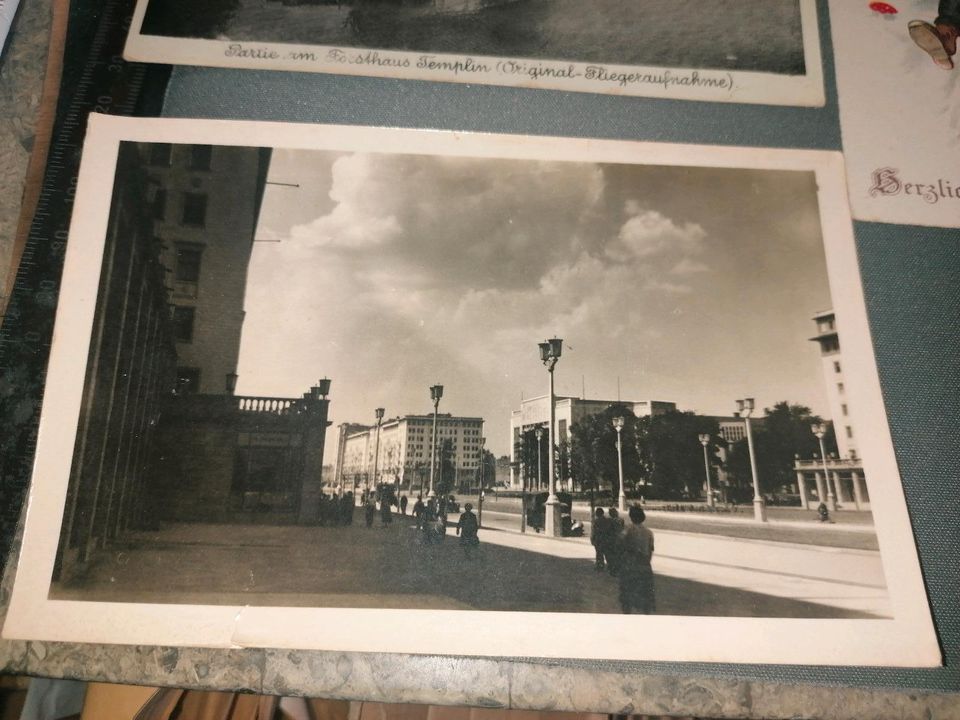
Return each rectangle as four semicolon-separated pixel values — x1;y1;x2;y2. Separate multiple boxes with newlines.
477;437;485;527
535;427;544;492
428;384;443;498
736;398;767;522
811;423;837;511
613;416;626;511
538;338;563;536
372;407;385;498
698;433;715;508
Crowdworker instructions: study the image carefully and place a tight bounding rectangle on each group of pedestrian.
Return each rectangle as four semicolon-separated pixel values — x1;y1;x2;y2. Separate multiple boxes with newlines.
590;505;656;614
317;492;356;526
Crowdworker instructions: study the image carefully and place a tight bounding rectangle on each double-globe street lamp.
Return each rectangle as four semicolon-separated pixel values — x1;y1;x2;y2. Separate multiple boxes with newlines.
428;383;443;499
698;433;715;508
613;416;627;511
811;422;837;511
538;337;563;537
736;398;767;522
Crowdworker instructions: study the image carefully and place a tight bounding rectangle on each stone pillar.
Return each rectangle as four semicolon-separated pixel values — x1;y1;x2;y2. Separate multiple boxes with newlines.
832;471;845;507
814;471;826;503
796;469;809;509
852;471;864;510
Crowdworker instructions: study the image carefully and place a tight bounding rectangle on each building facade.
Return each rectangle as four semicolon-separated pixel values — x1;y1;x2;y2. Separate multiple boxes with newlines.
144;141;271;396
810;309;858;460
508;396;677;489
335;414;485;496
799;309;869;510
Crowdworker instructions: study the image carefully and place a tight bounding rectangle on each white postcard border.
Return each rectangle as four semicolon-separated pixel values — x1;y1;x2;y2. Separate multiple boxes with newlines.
123;0;824;107
2;114;939;667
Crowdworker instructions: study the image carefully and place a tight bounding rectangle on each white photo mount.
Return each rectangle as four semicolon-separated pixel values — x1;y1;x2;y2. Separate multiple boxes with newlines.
124;0;825;107
2;115;939;667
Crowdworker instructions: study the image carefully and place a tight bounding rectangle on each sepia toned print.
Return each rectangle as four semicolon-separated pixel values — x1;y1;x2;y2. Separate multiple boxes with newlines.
3;116;939;666
124;0;825;105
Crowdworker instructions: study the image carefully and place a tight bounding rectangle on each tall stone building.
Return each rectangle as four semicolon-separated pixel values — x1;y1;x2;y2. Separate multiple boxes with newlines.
335;414;485;497
55;142;331;583
144;142;271;396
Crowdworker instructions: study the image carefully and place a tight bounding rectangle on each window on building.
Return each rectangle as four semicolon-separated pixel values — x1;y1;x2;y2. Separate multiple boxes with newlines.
175;367;201;395
172;306;196;343
845;426;854;439
180;192;207;227
837;382;845;394
175;244;203;283
148;143;172;166
833;361;842;373
841;404;848;416
190;145;213;171
152;189;167;221
181;192;208;227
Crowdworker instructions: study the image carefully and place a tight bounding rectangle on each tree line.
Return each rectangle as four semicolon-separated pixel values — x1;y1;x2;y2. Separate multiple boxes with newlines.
515;401;837;501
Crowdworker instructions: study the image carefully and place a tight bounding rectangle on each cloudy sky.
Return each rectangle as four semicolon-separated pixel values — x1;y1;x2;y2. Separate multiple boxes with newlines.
236;148;832;457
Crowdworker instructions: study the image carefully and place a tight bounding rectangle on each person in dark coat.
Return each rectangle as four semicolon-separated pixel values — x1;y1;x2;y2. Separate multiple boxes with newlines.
590;507;611;571
413;496;425;530
380;496;392;526
606;507;625;576
399;494;409;515
456;503;480;559
364;500;376;528
618;506;656;614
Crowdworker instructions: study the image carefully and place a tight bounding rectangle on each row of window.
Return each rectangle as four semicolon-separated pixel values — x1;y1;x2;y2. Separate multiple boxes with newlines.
149;143;213;171
153;190;208;227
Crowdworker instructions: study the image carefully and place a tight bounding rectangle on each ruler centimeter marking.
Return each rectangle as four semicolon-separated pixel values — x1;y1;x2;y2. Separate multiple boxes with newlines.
0;0;160;569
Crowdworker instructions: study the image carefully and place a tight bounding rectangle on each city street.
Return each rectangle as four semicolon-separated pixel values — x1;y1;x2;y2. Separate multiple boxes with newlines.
52;509;888;619
471;510;889;617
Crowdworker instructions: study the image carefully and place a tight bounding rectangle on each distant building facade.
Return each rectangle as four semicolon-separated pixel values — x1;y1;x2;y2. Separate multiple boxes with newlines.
508;396;677;489
335;414;485;496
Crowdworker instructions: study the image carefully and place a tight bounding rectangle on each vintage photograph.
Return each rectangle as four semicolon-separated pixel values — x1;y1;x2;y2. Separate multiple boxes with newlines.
124;0;825;105
830;0;960;228
2;116;939;665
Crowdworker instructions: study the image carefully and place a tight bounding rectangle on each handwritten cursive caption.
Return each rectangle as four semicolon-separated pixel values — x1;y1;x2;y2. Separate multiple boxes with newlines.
223;43;736;94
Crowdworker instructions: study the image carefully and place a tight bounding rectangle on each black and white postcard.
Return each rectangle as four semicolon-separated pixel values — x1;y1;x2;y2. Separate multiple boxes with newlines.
124;0;825;106
2;115;939;666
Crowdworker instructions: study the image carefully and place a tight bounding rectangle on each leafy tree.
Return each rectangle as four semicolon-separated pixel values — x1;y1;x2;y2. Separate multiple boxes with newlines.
634;411;721;500
569;404;641;498
726;401;837;494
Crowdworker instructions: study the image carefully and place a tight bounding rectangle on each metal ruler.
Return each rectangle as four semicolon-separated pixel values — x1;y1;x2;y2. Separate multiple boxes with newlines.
0;0;168;569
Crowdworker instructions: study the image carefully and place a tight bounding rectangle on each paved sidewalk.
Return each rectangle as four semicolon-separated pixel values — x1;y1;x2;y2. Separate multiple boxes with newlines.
52;517;886;619
468;511;890;618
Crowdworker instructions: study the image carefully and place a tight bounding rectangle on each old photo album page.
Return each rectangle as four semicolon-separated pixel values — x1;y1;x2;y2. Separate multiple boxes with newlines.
123;0;825;106
2;115;940;667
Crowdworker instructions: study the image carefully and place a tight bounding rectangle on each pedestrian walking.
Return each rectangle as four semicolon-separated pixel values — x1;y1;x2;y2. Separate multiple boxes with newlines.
380;497;392;527
590;507;611;571
456;502;480;559
364;500;376;528
618;506;656;614
400;494;409;516
413;496;425;530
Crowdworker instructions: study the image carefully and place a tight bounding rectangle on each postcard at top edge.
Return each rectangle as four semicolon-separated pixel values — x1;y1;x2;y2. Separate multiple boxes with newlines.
123;0;825;107
830;0;960;228
1;114;940;667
